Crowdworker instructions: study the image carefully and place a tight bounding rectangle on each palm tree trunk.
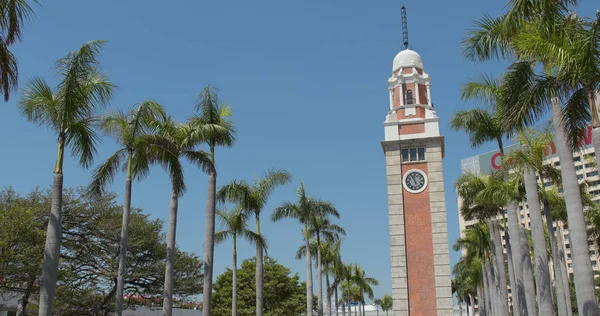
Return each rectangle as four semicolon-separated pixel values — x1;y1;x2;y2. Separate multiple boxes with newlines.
326;271;331;316
523;168;554;315
116;153;134;316
490;220;508;315
317;235;323;316
202;164;217;316
505;225;520;316
551;97;599;315
305;225;314;316
335;283;340;316
519;227;537;316
477;285;485;316
256;215;264;316
507;201;529;316
469;294;475;316
558;225;573;316
543;198;569;316
484;256;495;316
163;190;178;316
38;139;65;316
232;235;237;316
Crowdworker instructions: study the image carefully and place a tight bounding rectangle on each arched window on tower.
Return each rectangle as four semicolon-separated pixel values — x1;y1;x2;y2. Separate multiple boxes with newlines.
406;89;414;104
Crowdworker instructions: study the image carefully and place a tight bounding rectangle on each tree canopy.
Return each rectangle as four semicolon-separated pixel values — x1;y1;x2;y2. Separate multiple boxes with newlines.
211;257;314;316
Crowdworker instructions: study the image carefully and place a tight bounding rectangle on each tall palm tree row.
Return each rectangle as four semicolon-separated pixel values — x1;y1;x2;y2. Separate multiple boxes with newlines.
19;40;115;316
218;169;292;316
461;0;600;313
214;208;266;316
272;182;342;316
195;85;236;316
89;100;167;316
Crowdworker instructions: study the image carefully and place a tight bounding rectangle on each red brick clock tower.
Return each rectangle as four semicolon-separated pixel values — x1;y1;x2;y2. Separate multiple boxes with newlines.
382;46;453;316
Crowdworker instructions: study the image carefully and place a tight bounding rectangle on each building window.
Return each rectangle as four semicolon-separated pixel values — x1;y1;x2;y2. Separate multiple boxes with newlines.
576;165;584;171
574;156;581;162
588;171;598;177
568;254;572;259
401;147;425;162
554;161;561;167
578;175;584;180
406;89;414;105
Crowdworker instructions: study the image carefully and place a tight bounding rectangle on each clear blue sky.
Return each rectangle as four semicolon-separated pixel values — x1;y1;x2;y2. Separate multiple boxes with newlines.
1;0;598;303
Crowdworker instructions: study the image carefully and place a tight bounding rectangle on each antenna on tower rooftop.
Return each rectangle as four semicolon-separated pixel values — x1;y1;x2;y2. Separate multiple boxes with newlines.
401;5;409;50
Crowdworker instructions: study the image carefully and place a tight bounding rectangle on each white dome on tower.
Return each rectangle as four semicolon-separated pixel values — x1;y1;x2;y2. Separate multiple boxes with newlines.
392;49;423;71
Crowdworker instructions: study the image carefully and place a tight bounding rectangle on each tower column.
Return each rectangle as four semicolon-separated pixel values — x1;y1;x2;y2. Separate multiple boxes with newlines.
414;82;420;105
426;84;432;106
389;89;394;110
398;84;404;106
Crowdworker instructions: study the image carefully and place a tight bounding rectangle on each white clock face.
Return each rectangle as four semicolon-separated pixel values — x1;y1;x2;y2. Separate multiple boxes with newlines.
403;169;428;193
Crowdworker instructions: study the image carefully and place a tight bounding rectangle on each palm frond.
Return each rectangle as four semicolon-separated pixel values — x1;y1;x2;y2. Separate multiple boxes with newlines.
450;107;504;149
462;14;514;62
0;0;38;45
18;77;58;128
88;148;127;197
272;202;301;222
214;231;231;245
183;150;213;174
561;88;591;149
65;116;101;168
0;38;18;101
256;169;292;204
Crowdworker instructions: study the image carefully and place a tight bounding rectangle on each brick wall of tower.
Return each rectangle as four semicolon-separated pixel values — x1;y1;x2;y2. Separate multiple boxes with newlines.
401;162;438;316
427;141;453;316
384;144;410;315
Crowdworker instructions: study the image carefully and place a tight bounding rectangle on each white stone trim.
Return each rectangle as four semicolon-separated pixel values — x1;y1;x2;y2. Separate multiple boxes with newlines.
383;117;440;126
402;169;428;194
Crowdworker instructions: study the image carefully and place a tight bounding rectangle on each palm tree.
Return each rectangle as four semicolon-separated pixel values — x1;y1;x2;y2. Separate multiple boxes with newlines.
321;241;342;316
453;223;491;316
152;119;214;316
463;1;599;313
88;101;166;315
18;40;114;316
375;294;392;316
0;0;39;101
272;183;339;316
193;85;236;316
217;169;292;316
310;213;345;316
506;129;574;315
453;259;479;316
214;208;266;316
352;265;378;316
331;257;347;316
450;106;512;315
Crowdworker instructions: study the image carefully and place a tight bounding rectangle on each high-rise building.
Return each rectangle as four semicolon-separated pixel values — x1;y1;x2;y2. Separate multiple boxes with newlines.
382;43;453;316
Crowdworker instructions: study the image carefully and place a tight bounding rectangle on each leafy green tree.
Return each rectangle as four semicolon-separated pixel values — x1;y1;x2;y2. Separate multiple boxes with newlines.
352;265;378;316
18;40;115;316
191;85;236;316
0;188;46;316
88;100;166;315
0;187;202;316
0;0;39;101
218;169;292;316
211;257;312;316
214;208;266;316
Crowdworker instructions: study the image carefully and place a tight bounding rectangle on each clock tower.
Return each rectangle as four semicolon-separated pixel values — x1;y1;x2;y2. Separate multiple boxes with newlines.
382;26;453;315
